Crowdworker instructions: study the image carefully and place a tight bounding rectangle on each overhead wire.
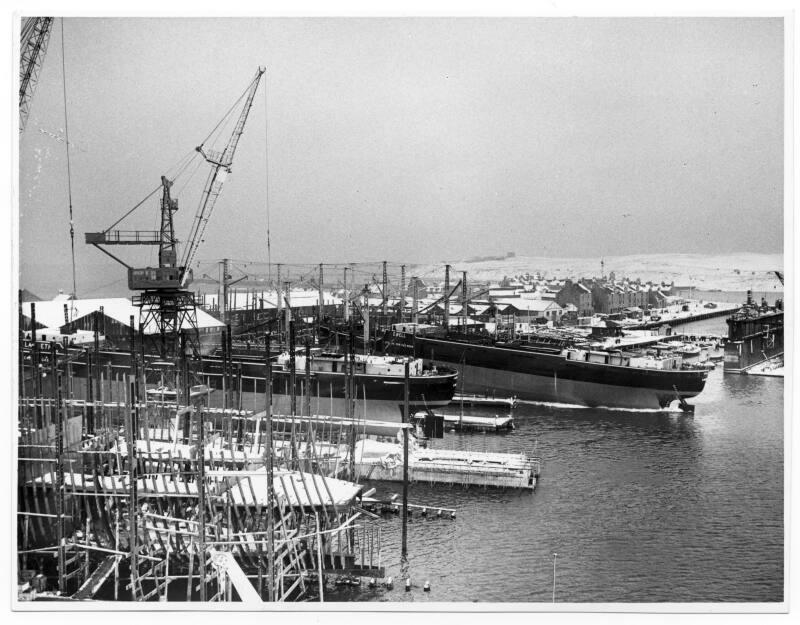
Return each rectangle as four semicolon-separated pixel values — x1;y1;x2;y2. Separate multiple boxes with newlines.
264;72;272;282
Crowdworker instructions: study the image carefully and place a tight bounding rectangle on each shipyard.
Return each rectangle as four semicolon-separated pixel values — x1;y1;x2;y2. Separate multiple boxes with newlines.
13;15;787;611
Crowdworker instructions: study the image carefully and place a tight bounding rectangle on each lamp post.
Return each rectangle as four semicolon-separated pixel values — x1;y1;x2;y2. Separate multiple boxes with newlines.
552;552;557;603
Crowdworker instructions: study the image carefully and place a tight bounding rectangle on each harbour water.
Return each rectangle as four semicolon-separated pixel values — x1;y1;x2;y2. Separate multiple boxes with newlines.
328;314;785;603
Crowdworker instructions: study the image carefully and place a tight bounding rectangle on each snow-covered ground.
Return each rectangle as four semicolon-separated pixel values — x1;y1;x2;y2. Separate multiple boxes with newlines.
409;252;783;292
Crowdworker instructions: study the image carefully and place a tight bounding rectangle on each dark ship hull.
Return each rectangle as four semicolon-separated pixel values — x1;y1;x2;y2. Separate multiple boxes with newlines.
28;348;457;422
200;356;457;421
413;336;708;410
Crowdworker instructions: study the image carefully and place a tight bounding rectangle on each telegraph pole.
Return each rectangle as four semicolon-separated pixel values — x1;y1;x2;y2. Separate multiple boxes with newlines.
462;270;468;331
284;281;292;339
443;264;451;330
276;263;282;318
412;276;418;324
362;289;370;354
318;263;324;333
221;258;229;324
343;266;349;322
400;264;406;323
381;260;388;321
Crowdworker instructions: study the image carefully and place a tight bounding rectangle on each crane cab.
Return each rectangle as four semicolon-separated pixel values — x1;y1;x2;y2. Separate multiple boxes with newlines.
128;266;188;290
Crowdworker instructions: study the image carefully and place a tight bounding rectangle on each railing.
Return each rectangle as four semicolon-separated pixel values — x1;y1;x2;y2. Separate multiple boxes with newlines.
85;230;162;245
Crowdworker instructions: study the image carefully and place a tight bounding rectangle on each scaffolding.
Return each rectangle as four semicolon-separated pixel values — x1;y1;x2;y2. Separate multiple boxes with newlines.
17;337;384;602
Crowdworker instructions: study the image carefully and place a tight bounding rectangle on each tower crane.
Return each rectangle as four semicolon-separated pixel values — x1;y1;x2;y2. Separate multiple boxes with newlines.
19;17;54;133
85;67;265;364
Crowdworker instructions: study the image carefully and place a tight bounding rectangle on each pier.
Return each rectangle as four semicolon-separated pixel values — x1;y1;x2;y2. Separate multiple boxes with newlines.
631;301;741;329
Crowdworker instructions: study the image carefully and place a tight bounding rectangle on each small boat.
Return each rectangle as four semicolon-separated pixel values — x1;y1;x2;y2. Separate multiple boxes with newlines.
412;411;514;433
450;393;518;409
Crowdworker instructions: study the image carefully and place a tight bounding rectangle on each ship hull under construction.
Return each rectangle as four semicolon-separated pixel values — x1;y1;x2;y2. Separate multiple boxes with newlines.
414;337;708;411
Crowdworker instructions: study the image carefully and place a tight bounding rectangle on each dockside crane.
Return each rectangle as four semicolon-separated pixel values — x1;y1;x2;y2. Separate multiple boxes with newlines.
85;67;265;367
19;17;54;133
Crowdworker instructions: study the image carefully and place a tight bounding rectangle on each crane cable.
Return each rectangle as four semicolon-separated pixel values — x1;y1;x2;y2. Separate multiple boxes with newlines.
264;74;272;283
60;18;77;318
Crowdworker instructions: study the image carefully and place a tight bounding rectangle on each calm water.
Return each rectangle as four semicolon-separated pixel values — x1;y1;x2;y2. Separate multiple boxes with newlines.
328;314;785;603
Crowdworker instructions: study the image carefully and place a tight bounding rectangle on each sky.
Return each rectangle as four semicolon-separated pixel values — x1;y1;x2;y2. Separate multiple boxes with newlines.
17;17;785;298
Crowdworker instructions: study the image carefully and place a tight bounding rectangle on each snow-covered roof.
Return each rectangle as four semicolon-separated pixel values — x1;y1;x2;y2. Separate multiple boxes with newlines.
21;297;224;333
202;288;343;311
495;298;562;313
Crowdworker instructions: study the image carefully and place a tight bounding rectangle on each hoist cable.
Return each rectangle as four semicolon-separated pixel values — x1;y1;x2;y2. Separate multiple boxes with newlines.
60;19;77;312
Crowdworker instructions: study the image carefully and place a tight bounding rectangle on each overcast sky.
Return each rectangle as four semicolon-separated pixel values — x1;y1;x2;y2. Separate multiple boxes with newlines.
18;17;784;297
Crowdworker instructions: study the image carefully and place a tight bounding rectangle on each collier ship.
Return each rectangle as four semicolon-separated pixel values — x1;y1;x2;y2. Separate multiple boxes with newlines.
387;325;710;411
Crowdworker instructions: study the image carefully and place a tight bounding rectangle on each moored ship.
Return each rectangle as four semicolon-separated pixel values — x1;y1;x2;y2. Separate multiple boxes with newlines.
723;291;784;374
19;345;458;422
265;350;457;421
407;331;709;411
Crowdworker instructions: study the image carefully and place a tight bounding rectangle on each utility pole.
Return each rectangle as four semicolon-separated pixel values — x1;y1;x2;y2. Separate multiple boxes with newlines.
343;266;349;322
51;342;65;595
318;263;324;334
363;289;370;354
444;264;451;330
289;319;297;470
263;334;274;601
462;270;468;332
284;281;292;340
222;258;229;325
400;265;406;323
276;263;282;319
412;276;418;324
346;322;356;480
381;260;388;321
402;361;409;561
304;340;311;418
